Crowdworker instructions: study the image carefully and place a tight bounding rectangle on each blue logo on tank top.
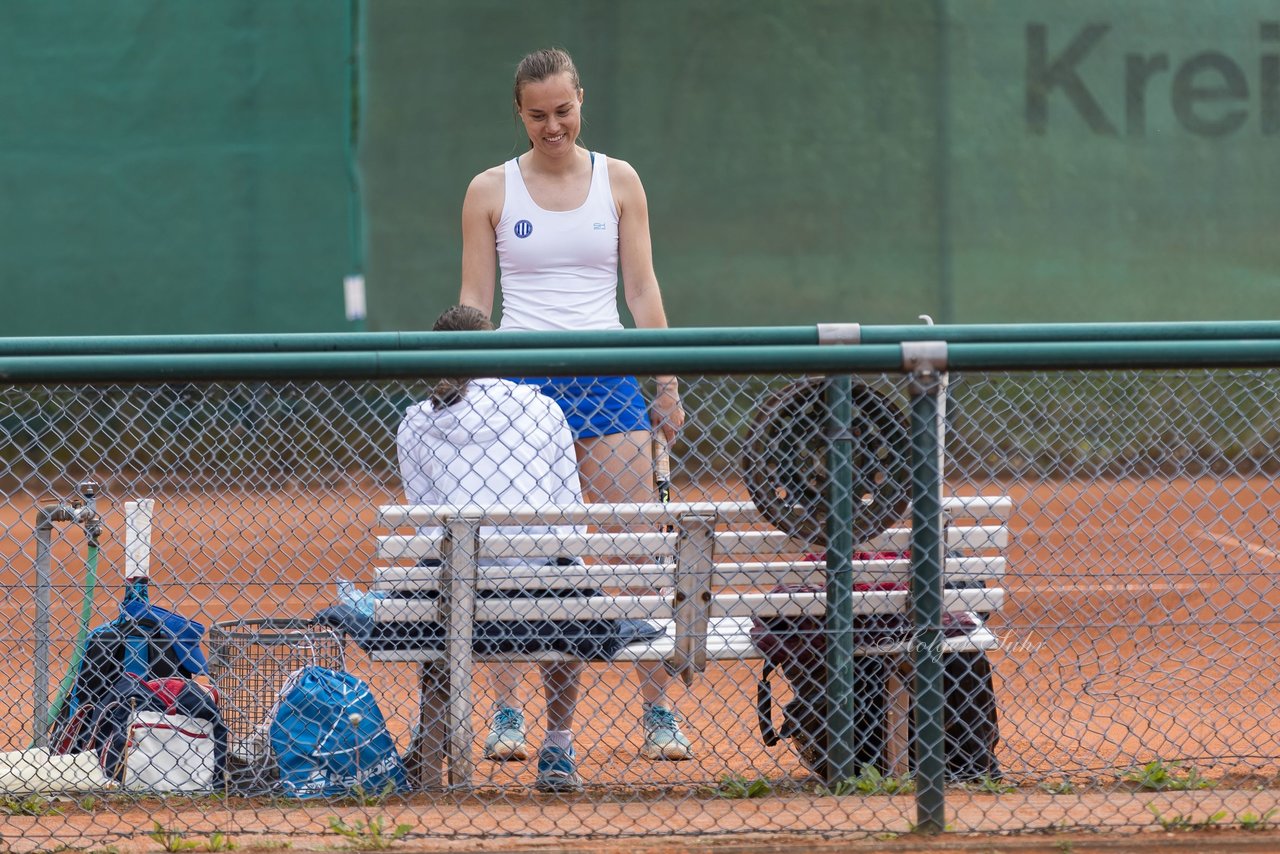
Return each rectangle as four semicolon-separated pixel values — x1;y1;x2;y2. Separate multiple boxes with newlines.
514;219;533;239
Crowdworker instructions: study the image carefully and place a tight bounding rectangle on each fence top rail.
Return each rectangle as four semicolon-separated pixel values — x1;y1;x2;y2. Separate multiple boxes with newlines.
0;327;823;356
4;339;1280;384
4;320;1280;358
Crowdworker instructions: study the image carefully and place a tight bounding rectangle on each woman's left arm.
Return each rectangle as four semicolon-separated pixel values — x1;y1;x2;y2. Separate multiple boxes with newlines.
614;159;684;440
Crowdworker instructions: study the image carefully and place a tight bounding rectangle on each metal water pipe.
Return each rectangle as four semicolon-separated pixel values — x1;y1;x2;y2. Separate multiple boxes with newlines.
32;479;100;747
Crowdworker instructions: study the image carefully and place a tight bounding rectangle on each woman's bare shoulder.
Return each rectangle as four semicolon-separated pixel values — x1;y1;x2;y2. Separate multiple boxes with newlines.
603;154;642;183
463;163;507;222
603;155;646;213
466;163;506;196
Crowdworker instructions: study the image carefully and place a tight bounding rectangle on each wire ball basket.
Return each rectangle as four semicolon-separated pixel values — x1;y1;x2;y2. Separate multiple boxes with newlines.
207;618;346;773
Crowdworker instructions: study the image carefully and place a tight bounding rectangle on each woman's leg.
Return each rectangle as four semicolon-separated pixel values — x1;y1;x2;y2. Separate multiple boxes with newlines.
574;429;654;504
485;662;524;711
575;429;669;704
540;661;582;732
482;663;530;761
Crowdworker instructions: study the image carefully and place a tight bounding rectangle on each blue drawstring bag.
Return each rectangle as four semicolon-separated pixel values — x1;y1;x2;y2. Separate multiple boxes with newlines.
268;665;407;798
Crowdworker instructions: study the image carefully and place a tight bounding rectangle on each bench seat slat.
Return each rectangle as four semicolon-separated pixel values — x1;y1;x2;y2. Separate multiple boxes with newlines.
367;616;1002;663
374;593;669;624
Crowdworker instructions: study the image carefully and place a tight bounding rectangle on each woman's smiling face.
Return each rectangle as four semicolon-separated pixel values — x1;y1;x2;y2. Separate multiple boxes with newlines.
516;72;583;158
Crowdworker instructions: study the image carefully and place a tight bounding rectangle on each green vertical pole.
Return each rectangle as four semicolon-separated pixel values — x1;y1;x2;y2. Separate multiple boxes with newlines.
824;374;856;784
345;0;368;332
909;364;947;832
934;0;954;324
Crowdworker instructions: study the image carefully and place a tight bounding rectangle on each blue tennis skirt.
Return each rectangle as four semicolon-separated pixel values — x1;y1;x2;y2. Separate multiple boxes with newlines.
514;375;650;439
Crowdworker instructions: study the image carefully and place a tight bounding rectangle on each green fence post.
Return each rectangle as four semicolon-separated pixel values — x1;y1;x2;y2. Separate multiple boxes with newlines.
824;374;857;784
905;343;948;833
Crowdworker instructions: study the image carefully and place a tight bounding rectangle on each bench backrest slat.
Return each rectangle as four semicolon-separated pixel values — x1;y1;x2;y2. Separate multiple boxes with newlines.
714;588;1005;620
375;524;1008;563
373;587;1006;624
376;495;1013;528
373;555;1007;594
377;532;674;562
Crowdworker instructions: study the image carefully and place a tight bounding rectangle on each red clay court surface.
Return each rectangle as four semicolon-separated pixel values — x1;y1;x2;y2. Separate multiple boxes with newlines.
0;474;1277;849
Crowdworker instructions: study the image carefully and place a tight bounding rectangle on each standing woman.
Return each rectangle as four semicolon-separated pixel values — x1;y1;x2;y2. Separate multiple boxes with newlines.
459;47;691;761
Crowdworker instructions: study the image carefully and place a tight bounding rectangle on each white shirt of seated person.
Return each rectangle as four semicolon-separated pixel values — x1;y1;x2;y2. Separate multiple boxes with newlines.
396;378;585;572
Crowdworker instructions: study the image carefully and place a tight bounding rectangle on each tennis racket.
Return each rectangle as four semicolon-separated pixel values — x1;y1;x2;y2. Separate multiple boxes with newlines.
652;435;674;566
653;434;672;505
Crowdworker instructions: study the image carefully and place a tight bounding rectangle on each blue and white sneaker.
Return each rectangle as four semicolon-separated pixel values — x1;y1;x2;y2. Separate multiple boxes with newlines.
640;703;693;761
535;745;583;793
483;706;529;762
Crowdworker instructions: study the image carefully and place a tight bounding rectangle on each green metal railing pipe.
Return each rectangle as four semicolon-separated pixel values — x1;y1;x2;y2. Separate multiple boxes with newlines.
823;375;857;784
862;320;1280;344
7;321;1280;359
7;338;1280;384
0;345;903;384
945;339;1280;370
908;369;948;833
0;328;823;357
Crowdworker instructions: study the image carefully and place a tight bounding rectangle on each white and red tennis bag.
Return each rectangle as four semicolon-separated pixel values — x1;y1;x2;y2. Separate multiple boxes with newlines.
91;675;227;793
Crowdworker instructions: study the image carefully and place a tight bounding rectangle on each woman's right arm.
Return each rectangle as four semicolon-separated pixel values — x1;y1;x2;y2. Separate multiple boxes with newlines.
459;169;503;317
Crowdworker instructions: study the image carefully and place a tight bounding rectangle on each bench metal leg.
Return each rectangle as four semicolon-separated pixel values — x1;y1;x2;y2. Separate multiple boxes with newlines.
884;656;912;778
446;659;475;788
406;661;448;790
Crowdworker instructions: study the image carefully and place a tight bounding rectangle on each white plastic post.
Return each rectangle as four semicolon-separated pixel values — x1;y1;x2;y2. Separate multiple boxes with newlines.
124;499;155;582
918;315;947;482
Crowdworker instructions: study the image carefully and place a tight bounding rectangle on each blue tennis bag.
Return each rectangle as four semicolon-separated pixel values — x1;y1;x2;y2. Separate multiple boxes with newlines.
268;665;408;798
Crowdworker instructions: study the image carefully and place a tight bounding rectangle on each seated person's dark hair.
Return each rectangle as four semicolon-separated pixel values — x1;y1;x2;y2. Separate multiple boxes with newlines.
431;306;494;407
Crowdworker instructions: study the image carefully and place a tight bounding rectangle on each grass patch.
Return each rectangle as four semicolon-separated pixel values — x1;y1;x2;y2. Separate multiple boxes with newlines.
1120;759;1212;791
828;764;915;796
1149;805;1227;831
1239;808;1279;831
712;773;774;799
327;815;412;850
149;822;200;853
0;795;63;816
958;773;1018;794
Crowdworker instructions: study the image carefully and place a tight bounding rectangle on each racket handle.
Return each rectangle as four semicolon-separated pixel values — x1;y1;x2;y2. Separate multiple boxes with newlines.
652;435;671;503
125;499;155;583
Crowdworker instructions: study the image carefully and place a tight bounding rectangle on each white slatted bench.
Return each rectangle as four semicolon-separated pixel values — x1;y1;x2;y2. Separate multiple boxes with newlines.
368;496;1011;788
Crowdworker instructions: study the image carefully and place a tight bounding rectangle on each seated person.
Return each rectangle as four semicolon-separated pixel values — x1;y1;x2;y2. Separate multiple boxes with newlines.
395;305;589;792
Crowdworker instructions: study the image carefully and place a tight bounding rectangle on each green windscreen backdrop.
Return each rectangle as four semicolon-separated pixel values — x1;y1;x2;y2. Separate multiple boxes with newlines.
5;2;1275;334
0;1;355;335
363;0;1279;329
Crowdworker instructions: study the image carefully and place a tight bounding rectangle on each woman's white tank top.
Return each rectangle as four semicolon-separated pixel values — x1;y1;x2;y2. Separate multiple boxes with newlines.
495;152;623;331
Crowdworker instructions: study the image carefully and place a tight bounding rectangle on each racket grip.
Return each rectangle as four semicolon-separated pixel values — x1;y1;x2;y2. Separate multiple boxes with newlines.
652;435;671;503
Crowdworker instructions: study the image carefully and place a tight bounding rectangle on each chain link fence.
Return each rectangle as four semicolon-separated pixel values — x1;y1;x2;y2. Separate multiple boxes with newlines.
1;355;1279;848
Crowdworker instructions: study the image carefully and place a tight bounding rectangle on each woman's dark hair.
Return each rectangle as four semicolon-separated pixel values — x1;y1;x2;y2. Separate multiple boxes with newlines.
430;306;493;408
513;47;580;107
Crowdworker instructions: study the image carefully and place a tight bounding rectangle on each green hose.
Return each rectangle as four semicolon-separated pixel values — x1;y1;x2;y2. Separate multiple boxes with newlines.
44;540;99;738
